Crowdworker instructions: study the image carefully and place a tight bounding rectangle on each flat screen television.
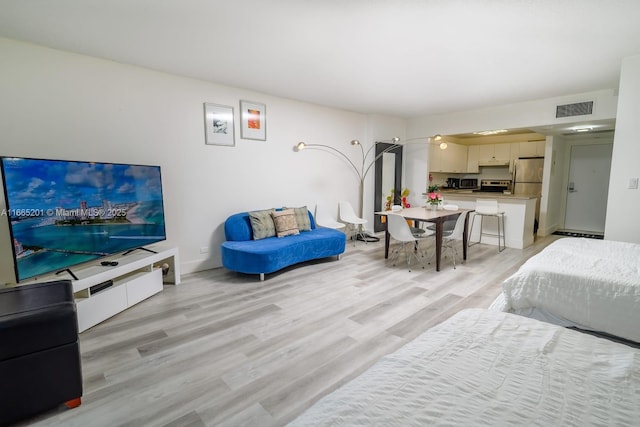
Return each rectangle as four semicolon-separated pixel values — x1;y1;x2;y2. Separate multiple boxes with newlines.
0;156;167;283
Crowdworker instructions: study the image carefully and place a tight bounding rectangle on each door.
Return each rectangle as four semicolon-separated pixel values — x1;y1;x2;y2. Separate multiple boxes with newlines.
564;144;613;233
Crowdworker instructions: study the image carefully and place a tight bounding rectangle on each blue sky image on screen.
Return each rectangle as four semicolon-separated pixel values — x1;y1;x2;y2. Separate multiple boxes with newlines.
2;157;166;281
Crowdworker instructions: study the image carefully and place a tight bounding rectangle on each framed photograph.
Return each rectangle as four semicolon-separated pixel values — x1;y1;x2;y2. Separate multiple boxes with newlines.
204;103;235;146
240;100;266;141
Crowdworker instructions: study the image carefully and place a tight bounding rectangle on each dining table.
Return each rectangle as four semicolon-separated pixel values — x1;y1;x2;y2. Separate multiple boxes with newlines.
375;207;472;271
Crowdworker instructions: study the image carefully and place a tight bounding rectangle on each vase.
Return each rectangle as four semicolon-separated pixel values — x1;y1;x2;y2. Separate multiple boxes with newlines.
429;204;438;211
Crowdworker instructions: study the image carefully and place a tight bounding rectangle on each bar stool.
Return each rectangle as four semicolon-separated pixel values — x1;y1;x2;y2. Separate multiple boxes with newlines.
468;199;506;252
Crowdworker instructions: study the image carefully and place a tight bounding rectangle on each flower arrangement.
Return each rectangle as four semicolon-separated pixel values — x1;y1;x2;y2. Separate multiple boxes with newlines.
427;184;442;206
385;188;411;210
400;188;411;208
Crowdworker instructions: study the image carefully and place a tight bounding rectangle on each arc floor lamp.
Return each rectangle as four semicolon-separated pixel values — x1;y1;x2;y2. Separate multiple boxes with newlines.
294;135;444;234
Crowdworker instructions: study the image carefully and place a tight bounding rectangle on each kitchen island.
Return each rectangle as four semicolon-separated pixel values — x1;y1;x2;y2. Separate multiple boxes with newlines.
432;190;537;249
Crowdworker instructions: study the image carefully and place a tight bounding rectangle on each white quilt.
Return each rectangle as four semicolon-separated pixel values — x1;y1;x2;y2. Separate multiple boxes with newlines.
289;309;640;426
494;237;640;342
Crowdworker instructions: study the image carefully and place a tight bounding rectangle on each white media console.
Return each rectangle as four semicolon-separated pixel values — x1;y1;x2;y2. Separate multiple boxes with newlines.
46;245;180;332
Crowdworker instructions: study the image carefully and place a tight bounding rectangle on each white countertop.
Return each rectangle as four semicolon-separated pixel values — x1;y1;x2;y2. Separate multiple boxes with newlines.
426;190;536;200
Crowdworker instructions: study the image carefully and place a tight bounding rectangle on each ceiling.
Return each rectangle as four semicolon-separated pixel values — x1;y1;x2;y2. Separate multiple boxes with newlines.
1;1;639;119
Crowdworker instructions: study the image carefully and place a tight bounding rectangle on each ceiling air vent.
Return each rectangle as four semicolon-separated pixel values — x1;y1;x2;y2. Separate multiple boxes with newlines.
556;101;593;118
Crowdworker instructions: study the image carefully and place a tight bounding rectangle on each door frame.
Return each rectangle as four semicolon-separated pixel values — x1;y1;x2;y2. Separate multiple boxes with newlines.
374;143;403;232
558;137;613;231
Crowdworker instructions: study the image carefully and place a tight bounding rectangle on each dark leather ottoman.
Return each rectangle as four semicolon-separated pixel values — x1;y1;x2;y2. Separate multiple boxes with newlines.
0;280;83;426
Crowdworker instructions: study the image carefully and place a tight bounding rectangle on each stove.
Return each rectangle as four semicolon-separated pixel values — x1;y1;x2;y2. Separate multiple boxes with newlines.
476;179;511;192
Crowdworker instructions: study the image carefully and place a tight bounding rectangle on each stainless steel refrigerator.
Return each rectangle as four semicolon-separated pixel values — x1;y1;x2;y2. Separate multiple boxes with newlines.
513;157;544;232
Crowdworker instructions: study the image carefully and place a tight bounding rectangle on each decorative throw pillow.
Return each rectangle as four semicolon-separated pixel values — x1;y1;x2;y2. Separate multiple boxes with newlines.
271;209;300;237
285;206;312;231
248;209;276;240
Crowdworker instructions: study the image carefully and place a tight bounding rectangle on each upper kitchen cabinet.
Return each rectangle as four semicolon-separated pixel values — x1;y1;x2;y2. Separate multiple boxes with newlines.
467;145;480;173
511;140;546;158
448;143;468;172
429;142;468;173
510;140;545;171
518;140;546;157
446;129;547;173
477;143;510;166
510;143;519;172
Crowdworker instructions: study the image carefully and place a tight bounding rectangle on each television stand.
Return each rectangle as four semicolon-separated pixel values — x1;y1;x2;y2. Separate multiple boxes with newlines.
61;245;180;332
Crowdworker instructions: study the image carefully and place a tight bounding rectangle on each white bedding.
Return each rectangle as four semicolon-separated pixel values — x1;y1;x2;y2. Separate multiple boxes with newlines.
494;237;640;342
289;309;640;426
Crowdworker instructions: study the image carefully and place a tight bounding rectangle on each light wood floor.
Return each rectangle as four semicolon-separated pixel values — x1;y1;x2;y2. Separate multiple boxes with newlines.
25;234;560;427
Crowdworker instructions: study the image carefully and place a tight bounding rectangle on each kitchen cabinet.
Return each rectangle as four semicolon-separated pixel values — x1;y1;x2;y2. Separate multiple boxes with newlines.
518;140;546;157
511;141;546;171
448;143;468;172
494;144;511;162
478;143;510;165
510;143;520;172
467;145;480;173
429;142;468;173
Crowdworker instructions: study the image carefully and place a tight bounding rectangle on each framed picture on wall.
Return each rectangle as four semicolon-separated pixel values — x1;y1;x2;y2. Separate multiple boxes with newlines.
240;100;266;141
204;103;235;146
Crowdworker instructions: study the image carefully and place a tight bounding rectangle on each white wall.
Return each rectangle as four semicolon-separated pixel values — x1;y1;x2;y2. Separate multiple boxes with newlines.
403;143;429;207
605;54;640;242
0;38;403;276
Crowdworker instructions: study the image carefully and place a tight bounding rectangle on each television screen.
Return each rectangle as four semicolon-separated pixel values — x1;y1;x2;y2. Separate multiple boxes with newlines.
1;157;166;282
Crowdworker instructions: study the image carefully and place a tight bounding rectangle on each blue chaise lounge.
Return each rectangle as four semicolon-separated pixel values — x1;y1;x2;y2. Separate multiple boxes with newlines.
221;208;346;280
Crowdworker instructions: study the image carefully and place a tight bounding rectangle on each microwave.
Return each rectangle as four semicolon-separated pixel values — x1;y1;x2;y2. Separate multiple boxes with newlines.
459;178;478;189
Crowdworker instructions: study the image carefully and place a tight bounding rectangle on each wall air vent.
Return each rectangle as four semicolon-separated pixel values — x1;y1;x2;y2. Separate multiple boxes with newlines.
556;101;594;118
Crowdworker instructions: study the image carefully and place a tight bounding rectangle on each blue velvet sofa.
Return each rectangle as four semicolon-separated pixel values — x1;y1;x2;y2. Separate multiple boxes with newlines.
221;209;346;280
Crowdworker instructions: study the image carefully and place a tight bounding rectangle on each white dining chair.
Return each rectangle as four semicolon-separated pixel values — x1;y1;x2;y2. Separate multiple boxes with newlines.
426;204;459;233
387;213;434;271
314;202;345;230
442;210;470;269
339;201;367;245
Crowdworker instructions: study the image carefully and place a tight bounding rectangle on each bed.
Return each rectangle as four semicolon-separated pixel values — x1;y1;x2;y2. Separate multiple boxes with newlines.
490;237;640;343
289;308;640;426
